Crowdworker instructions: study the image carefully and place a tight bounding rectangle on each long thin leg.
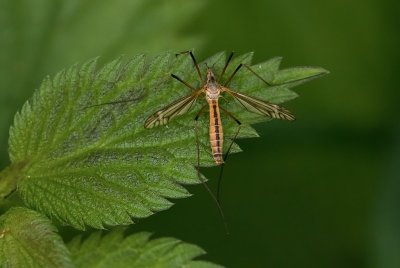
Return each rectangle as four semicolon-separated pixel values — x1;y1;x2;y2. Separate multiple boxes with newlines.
194;109;229;234
219;106;241;125
194;105;215;158
176;51;203;82
224;63;243;87
224;62;273;88
219;52;234;81
217;125;241;202
243;63;326;86
217;107;242;202
83;96;144;109
242;64;271;86
171;74;196;91
194;105;207;120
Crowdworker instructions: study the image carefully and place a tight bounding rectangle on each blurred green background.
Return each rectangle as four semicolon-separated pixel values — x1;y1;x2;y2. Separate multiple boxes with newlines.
1;0;399;267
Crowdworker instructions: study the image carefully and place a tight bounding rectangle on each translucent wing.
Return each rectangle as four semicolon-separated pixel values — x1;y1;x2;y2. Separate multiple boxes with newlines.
223;87;295;120
144;92;201;128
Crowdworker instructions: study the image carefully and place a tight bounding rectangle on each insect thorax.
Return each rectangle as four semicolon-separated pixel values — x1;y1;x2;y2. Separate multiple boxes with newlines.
205;88;220;101
204;69;222;101
205;80;221;101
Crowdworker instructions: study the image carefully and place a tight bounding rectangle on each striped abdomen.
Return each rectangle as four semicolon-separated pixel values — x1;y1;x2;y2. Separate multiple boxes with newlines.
208;99;223;165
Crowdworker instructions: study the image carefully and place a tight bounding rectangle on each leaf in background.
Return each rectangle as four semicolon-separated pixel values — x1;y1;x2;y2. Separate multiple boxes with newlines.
5;52;328;230
0;207;73;268
68;229;222;268
0;0;205;168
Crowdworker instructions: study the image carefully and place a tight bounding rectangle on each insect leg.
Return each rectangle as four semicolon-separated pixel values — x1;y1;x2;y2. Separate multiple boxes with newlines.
176;51;203;82
193;111;229;234
219;52;234;81
224;60;272;87
242;64;271;86
171;74;196;91
217;107;242;202
224;62;274;87
242;63;326;86
224;63;243;87
194;104;207;121
82;96;145;109
194;105;214;158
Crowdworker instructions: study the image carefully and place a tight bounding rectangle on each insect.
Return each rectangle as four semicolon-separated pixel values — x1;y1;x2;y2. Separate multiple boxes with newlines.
144;51;295;165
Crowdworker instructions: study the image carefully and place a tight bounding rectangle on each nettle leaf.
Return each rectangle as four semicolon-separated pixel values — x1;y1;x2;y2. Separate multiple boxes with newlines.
0;0;205;167
0;207;73;268
68;229;222;268
7;52;328;229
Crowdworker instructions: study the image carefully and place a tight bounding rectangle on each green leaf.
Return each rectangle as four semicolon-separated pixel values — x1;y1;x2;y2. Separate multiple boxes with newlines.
0;207;73;268
0;0;205;168
68;229;222;268
273;66;329;86
6;52;328;229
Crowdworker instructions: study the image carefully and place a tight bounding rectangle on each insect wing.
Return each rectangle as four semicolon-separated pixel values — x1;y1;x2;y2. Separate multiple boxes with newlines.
144;92;200;128
223;88;295;120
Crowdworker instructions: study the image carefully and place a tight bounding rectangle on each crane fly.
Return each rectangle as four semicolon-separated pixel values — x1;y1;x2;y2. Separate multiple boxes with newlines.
85;51;297;233
144;51;295;165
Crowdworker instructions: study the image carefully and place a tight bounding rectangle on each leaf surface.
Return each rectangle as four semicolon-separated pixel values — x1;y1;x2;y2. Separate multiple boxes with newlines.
0;0;205;167
0;207;73;268
7;52;328;229
68;229;222;268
